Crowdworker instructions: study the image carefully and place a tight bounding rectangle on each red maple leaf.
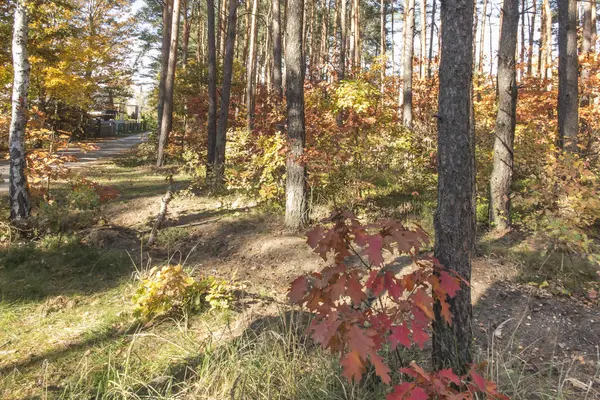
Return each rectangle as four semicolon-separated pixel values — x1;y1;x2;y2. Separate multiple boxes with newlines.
370;352;391;384
346;324;375;359
440;270;462;298
346;271;366;306
365;234;385;266
412;288;434;320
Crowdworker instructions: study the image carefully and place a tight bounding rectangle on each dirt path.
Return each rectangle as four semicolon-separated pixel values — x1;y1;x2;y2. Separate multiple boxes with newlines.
0;132;148;194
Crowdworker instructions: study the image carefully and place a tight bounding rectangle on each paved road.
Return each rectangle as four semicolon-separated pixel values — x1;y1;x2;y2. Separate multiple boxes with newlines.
0;132;148;194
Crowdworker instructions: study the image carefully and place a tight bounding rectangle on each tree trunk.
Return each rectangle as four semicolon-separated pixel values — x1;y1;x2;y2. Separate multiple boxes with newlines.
320;0;329;79
246;0;259;130
527;0;535;76
478;0;487;73
214;0;239;185
207;0;218;169
182;0;191;66
219;0;228;57
490;0;518;231
272;0;283;98
9;0;31;221
432;0;475;374
427;0;436;78
581;0;593;106
349;0;356;69
419;0;426;78
403;0;415;127
285;0;308;230
157;0;182;167
353;0;360;68
557;0;578;152
381;0;386;90
157;0;173;134
339;0;347;79
519;0;525;79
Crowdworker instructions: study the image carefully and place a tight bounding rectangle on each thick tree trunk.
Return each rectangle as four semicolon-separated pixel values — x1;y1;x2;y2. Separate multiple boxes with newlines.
490;0;518;231
9;0;31;221
272;0;283;98
519;0;525;79
207;0;218;169
403;0;415;127
557;0;578;152
432;0;475;374
214;0;239;185
320;0;329;79
157;0;173;133
349;0;356;69
419;0;426;78
581;0;593;106
246;0;259;130
478;0;487;73
527;0;535;76
427;0;436;78
285;0;308;230
157;0;181;167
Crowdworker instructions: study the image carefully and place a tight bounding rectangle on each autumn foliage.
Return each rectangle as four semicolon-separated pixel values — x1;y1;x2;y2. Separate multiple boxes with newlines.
289;211;507;399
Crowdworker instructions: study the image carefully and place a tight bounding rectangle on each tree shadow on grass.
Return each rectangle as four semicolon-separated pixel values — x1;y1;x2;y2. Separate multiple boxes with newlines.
0;240;135;303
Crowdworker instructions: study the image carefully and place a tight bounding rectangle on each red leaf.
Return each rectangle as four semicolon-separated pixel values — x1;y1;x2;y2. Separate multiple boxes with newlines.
389;323;411;349
310;313;342;348
438;368;461;385
289;276;308;304
387;382;413;399
469;370;487;392
370;353;391;384
440;270;461;298
384;271;403;299
413;288;434;320
341;350;364;382
306;226;324;249
366;271;385;296
346;271;366;306
440;299;453;325
347;324;375;359
365;234;385;266
408;387;428;400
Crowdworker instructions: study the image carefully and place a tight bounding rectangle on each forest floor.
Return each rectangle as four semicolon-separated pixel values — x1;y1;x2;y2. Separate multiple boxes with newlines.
0;145;599;399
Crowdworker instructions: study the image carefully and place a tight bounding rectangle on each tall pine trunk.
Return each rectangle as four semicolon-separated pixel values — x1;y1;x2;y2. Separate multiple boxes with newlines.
207;0;218;169
285;0;308;230
157;0;181;167
9;0;31;221
246;0;259;129
157;0;173;133
432;0;475;374
219;0;228;56
427;0;436;78
478;0;487;73
490;0;518;231
381;0;386;91
272;0;283;98
527;0;535;76
419;0;426;78
557;0;578;152
581;0;594;106
214;0;239;185
403;0;415;127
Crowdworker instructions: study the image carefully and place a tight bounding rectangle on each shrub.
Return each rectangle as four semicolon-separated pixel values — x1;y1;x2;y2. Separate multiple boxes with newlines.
132;265;233;322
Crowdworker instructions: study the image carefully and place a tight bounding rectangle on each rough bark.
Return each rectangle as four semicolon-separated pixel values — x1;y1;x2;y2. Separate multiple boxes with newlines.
557;0;578;152
9;0;31;221
285;0;308;230
432;0;475;374
490;0;519;231
157;0;173;133
581;0;593;107
245;0;259;130
520;0;525;79
353;0;360;68
349;0;356;69
419;0;426;78
320;0;329;79
540;0;552;79
403;0;415;127
182;0;191;66
214;0;239;185
272;0;283;98
427;0;436;78
157;0;181;167
207;0;218;168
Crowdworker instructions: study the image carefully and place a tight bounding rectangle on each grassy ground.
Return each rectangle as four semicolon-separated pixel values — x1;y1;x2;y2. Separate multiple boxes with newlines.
1;148;599;399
